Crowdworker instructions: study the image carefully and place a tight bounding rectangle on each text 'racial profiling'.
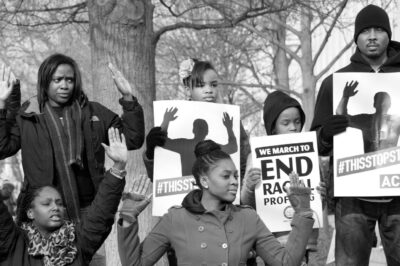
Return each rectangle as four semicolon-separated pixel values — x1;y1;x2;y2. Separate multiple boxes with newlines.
255;142;316;206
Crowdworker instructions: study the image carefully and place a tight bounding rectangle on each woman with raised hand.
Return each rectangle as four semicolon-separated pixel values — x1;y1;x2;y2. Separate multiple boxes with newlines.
0;128;128;266
118;139;314;266
0;54;144;222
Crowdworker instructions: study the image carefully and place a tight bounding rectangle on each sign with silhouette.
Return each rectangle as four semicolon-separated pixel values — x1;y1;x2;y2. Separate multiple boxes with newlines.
250;132;323;232
333;73;400;196
152;100;241;216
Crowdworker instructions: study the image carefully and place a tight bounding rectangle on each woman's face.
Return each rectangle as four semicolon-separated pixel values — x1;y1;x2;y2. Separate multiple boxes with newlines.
204;158;238;203
191;69;219;103
47;64;75;107
273;107;302;135
28;186;65;235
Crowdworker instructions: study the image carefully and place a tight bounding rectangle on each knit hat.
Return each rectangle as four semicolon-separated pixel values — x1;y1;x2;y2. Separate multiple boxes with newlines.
263;91;305;135
354;4;391;42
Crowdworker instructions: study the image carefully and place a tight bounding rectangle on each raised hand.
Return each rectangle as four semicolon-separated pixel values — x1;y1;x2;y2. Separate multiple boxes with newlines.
243;168;261;192
285;172;311;214
163;107;178;123
343;80;359;98
108;62;133;99
222;112;233;129
102;128;128;168
0;64;16;108
119;174;152;219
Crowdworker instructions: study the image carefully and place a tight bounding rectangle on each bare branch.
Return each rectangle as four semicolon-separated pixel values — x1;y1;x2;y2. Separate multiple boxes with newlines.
312;0;348;68
316;40;353;80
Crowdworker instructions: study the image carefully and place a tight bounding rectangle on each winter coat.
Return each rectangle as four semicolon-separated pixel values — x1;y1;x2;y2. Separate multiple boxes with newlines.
311;41;400;154
117;189;314;266
0;171;125;266
0;97;144;192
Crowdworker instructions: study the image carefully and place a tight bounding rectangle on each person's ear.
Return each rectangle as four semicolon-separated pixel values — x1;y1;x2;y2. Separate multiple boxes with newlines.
200;176;209;189
27;209;34;220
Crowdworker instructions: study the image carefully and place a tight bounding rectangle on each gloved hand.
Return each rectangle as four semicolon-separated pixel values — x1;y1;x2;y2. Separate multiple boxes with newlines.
285;172;311;215
5;79;20;118
243;168;261;192
119;174;152;221
145;127;167;160
320;115;348;143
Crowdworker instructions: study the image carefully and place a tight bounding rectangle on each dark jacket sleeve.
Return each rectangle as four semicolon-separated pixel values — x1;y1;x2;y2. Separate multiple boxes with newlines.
310;75;333;156
0;199;18;261
78;171;125;262
94;97;144;150
0;109;21;159
117;213;171;266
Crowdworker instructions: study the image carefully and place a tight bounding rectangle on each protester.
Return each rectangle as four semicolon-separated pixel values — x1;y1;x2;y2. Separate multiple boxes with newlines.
117;139;314;266
0;127;127;266
310;4;400;265
0;54;144;265
144;58;250;180
241;90;325;265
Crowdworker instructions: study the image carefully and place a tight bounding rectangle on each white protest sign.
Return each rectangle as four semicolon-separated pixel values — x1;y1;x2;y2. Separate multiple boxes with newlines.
333;73;400;196
153;100;241;216
251;132;323;232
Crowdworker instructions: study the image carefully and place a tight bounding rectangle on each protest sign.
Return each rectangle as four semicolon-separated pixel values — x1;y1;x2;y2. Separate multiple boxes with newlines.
250;132;322;232
333;73;400;196
152;100;241;216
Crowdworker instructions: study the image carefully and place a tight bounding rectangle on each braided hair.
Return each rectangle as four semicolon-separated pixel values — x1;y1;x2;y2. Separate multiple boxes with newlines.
16;185;58;226
192;140;231;189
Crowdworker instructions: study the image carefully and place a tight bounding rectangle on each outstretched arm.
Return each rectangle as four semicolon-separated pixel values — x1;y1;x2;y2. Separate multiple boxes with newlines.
160;107;178;132
0;65;21;159
79;128;127;261
117;175;170;266
336;80;358;115
220;112;238;154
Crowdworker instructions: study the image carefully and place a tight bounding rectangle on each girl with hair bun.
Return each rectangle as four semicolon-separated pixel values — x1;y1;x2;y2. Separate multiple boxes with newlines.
118;139;315;266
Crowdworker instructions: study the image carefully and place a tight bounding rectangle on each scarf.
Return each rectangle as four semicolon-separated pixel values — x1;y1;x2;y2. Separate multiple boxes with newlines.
21;221;78;266
44;100;84;221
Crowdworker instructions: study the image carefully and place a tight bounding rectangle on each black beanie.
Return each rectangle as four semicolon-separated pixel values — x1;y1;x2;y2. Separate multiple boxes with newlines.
354;4;391;42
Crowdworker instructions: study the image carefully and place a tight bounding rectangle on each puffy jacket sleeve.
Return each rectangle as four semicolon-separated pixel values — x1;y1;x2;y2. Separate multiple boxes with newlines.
255;212;314;266
78;171;125;262
0;109;21;159
117;213;171;266
310;75;333;156
95;97;144;150
0;199;18;261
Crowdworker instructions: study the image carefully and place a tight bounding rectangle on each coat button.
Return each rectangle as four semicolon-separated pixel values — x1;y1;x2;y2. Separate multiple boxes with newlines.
200;243;207;249
198;226;204;232
221;243;228;249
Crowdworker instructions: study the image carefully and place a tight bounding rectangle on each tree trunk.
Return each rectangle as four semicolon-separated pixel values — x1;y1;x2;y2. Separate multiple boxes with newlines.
299;5;316;130
87;0;166;265
271;13;290;91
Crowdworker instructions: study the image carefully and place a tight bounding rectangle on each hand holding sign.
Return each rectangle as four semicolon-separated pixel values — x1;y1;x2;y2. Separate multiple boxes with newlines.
243;168;261;192
285;172;312;216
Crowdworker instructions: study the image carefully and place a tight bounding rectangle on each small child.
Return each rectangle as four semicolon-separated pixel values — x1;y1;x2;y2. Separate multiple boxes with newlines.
242;90;324;266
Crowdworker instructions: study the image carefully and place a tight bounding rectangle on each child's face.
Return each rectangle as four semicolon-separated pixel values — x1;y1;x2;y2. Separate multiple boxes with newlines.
191;69;219;102
273;107;302;135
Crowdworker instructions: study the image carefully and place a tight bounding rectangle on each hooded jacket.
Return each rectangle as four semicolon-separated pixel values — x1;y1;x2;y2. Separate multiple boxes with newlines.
118;189;314;266
263;91;306;135
311;40;400;154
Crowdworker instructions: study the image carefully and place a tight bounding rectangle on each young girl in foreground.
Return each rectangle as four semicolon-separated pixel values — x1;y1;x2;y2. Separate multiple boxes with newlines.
118;139;314;265
0;128;127;266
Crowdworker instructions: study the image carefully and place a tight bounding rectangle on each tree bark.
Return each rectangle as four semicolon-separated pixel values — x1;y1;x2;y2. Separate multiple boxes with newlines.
87;0;166;265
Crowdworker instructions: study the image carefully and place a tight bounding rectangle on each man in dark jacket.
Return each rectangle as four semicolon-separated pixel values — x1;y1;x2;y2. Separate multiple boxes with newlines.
311;5;400;265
